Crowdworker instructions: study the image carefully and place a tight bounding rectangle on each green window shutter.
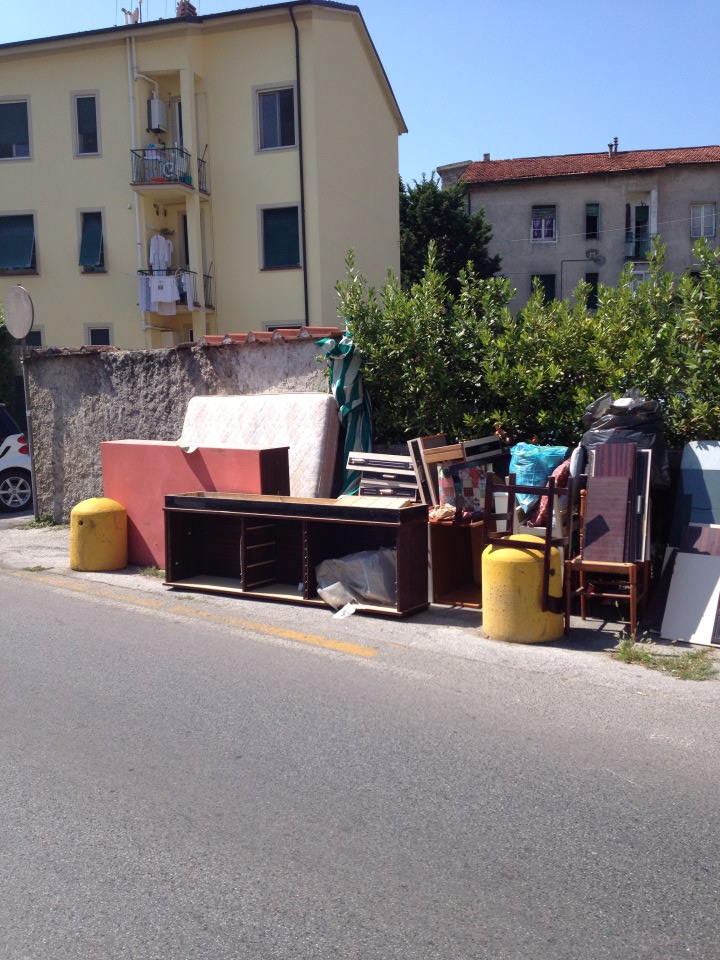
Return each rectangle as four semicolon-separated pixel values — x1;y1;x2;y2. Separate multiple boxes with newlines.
0;215;35;269
0;101;30;158
263;207;300;268
79;212;104;268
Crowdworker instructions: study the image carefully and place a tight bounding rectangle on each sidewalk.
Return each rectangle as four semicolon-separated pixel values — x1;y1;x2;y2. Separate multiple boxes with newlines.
0;508;622;646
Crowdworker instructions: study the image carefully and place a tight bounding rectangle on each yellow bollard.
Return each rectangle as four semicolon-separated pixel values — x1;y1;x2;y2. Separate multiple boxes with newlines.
481;534;563;644
70;497;128;571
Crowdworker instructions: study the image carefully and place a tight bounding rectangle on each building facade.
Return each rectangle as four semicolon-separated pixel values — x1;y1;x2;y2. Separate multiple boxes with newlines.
0;1;405;348
438;144;720;311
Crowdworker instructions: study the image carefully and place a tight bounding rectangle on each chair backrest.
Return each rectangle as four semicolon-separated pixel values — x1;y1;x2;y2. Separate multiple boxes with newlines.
482;472;572;613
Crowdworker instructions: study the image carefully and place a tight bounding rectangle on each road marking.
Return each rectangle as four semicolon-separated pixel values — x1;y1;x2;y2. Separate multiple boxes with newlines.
2;568;378;659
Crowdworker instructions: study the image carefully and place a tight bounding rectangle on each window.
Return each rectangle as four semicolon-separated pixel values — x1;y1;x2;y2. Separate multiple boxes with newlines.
25;329;43;347
531;205;556;241
257;87;295;150
86;326;111;346
531;274;555;303
0;214;36;273
585;272;599;310
585;203;599;240
690;203;715;239
261;206;300;269
630;266;649;292
73;94;100;155
79;211;105;272
0;100;30;159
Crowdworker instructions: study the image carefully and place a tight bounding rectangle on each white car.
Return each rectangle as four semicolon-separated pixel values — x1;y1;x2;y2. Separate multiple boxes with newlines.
0;403;33;513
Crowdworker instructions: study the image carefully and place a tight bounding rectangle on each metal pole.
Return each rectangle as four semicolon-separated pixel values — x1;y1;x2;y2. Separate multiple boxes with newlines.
20;339;39;520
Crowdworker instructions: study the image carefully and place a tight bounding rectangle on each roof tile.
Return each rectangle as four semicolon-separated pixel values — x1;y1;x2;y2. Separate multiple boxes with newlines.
462;146;720;185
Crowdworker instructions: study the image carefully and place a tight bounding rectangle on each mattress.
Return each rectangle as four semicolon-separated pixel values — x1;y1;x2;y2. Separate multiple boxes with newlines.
178;393;340;499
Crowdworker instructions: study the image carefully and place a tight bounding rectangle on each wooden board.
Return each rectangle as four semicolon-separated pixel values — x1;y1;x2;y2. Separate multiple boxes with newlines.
582;476;633;562
592;442;638;561
407;435;448;506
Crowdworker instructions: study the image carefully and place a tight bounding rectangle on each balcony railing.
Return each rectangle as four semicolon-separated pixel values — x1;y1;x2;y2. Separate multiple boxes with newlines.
203;273;215;309
625;230;656;259
198;156;208;193
132;146;193;186
138;268;215;310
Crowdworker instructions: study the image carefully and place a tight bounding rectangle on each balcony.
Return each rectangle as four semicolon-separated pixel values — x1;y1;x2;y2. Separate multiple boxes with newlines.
131;147;210;198
138;268;215;312
625;230;656;260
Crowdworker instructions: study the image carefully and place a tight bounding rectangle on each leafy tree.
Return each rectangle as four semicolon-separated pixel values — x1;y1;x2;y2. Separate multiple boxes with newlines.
399;174;501;293
336;238;720;450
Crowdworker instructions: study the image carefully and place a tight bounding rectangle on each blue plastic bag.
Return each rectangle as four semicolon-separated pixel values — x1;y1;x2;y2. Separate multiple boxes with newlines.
509;443;569;511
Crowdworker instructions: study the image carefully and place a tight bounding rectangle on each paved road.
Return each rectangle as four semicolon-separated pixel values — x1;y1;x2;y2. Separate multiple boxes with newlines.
2;566;720;960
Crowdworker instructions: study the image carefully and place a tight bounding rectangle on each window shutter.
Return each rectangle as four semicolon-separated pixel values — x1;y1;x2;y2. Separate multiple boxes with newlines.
79;213;103;267
0;101;30;157
263;207;300;268
0;215;35;269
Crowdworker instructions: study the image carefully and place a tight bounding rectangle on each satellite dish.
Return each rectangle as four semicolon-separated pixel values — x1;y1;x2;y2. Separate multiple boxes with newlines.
3;284;34;340
132;8;140;22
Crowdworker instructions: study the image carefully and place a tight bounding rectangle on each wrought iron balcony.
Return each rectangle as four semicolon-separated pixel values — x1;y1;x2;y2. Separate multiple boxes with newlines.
625;230;656;260
198;156;209;194
202;273;215;309
132;146;193;186
138;268;214;310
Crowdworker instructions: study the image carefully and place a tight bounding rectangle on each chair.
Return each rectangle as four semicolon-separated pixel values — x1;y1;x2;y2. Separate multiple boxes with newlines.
564;484;650;637
482;473;573;614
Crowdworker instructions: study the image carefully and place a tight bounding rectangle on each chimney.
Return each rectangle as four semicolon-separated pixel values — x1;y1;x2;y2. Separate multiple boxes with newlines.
176;1;198;16
483;153;491;162
614;137;619;154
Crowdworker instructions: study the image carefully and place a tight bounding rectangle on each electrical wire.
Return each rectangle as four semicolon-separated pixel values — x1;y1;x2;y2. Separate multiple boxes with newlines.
489;211;715;247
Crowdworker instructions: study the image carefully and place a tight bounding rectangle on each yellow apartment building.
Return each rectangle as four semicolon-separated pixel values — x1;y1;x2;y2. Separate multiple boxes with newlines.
0;1;405;348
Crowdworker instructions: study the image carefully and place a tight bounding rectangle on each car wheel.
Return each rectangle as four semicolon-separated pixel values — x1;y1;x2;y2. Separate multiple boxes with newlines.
0;469;33;512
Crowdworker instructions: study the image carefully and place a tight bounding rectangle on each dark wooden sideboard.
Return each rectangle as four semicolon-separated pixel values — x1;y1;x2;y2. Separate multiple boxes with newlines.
164;492;431;616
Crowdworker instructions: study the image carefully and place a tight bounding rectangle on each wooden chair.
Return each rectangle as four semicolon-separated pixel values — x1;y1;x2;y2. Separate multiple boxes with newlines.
482;473;573;614
564;486;650;637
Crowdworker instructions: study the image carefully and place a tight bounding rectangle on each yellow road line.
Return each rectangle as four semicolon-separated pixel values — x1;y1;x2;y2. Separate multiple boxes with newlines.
3;568;378;659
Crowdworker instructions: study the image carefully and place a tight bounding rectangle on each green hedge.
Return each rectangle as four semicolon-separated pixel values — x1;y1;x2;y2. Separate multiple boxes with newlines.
335;240;720;450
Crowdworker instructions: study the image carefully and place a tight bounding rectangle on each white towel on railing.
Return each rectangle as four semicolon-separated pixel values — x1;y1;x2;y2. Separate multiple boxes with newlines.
149;275;179;315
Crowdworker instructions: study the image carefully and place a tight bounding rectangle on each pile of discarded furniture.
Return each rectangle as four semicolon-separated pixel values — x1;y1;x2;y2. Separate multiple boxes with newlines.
93;386;720;645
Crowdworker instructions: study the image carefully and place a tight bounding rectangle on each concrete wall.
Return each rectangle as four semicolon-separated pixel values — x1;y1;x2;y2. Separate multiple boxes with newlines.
26;339;331;522
466;165;720;311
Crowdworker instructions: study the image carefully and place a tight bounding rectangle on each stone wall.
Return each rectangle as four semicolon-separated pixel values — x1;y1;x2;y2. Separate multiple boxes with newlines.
26;339;331;521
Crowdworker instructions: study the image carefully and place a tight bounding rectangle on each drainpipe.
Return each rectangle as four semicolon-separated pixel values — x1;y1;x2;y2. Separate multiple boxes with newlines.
128;38;149;343
289;7;309;326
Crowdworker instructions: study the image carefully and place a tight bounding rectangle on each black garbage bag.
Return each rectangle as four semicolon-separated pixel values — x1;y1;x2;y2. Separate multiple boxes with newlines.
581;389;671;490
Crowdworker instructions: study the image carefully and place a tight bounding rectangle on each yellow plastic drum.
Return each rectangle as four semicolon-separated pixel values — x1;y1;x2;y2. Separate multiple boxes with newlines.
70;497;128;571
481;534;563;643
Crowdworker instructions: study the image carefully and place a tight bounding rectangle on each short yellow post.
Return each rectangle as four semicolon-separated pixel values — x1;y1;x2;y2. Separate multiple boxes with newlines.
70;497;128;571
481;534;563;644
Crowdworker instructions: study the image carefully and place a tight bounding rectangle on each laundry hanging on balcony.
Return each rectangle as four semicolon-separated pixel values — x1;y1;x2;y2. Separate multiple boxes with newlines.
149;233;173;272
149;275;180;315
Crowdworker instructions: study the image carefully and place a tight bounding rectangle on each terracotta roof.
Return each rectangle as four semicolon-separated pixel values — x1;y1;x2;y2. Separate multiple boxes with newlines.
461;146;720;186
28;327;342;356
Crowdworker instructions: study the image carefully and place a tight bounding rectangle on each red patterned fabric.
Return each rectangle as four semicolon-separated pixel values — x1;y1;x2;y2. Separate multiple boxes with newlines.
528;459;571;528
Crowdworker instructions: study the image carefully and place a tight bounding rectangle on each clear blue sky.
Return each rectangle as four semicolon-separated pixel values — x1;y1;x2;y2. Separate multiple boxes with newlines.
3;0;718;184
